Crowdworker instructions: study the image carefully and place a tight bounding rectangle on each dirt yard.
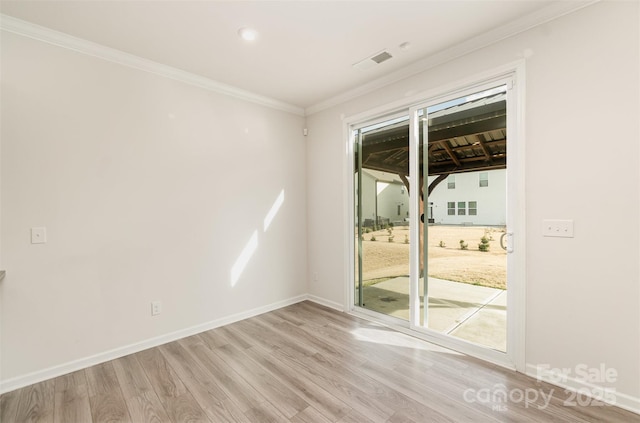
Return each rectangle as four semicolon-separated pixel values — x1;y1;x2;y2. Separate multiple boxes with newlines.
359;225;507;289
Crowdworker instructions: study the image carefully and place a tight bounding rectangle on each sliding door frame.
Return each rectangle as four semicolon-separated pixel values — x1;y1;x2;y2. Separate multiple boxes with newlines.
344;61;526;372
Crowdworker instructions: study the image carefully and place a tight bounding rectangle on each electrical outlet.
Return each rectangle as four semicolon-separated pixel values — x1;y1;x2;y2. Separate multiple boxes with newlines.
151;301;162;316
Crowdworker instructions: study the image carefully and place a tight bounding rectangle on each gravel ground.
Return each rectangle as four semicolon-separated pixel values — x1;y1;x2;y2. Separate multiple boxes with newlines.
358;225;507;289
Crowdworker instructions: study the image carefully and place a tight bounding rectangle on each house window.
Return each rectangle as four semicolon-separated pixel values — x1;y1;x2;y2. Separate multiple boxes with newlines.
397;205;401;216
479;172;489;187
447;202;455;215
469;201;477;215
447;175;455;189
457;201;466;215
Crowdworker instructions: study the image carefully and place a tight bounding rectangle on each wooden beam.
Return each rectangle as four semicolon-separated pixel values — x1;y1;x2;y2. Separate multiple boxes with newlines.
439;140;462;167
429;101;506;129
429;139;505;159
476;133;493;164
361;116;506;157
362;161;408;175
428;173;449;196
399;174;410;194
428;157;506;175
428;116;506;144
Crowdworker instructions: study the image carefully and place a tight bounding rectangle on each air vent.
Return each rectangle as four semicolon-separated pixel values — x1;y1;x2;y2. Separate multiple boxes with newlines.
371;51;392;64
353;49;393;71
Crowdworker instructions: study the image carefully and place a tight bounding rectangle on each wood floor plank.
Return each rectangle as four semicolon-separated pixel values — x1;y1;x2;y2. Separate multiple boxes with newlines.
269;307;307;327
14;378;55;423
270;345;396;422
178;336;266;413
216;324;253;350
112;354;171;423
243;400;290;423
53;370;92;423
359;359;495;422
241;316;318;359
213;342;310;419
243;344;353;422
234;317;298;353
290;406;334;423
386;411;419;423
311;351;461;423
85;362;132;423
136;347;211;423
0;389;21;423
159;341;251;423
197;328;231;350
159;341;228;402
335;409;378;423
257;316;354;364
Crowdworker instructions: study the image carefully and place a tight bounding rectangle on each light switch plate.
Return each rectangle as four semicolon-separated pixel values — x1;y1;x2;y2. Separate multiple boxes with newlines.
543;219;574;238
31;227;47;244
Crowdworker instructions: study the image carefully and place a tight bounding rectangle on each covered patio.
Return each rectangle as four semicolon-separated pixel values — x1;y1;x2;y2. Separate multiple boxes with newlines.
361;276;506;351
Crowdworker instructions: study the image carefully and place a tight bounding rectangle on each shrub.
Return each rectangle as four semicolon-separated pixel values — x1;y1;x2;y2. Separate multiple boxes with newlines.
388;235;395;243
439;240;446;248
370;235;377;241
365;228;371;233
404;235;409;244
459;239;468;250
478;236;490;252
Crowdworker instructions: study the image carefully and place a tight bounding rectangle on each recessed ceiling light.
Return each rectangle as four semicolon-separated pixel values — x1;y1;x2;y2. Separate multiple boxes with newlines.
238;27;258;42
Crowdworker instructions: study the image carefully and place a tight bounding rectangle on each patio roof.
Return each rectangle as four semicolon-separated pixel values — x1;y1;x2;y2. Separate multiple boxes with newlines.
360;92;507;179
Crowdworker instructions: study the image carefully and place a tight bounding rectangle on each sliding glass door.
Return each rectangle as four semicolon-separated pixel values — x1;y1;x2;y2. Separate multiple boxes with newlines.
352;77;518;361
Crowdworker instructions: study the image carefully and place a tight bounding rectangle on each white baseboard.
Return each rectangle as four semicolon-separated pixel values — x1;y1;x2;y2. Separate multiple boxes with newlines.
525;363;640;416
305;294;344;312
0;294;307;394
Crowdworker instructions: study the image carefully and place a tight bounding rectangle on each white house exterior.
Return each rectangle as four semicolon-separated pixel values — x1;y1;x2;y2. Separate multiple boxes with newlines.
360;169;505;227
428;169;506;226
359;170;410;227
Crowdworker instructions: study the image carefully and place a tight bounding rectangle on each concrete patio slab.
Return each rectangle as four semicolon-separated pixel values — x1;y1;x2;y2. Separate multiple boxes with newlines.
449;289;506;351
360;276;506;351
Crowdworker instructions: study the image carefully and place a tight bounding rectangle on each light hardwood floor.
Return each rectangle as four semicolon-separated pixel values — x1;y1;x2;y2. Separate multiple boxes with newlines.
1;301;638;422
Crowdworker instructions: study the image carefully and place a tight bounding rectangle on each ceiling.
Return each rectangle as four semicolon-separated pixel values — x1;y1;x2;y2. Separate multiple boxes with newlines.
0;1;592;112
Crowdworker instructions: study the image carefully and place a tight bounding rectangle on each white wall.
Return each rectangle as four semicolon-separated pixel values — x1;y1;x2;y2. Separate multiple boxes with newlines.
306;1;639;406
0;32;307;385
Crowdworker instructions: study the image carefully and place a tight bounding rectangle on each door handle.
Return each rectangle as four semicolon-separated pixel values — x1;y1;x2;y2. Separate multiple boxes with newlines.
500;232;514;253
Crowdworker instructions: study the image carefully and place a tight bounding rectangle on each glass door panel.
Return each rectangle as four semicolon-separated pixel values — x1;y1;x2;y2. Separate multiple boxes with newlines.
354;115;411;321
418;85;508;351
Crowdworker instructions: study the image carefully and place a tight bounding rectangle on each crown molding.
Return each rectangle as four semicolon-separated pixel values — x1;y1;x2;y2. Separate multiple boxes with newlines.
305;0;599;116
0;14;305;116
